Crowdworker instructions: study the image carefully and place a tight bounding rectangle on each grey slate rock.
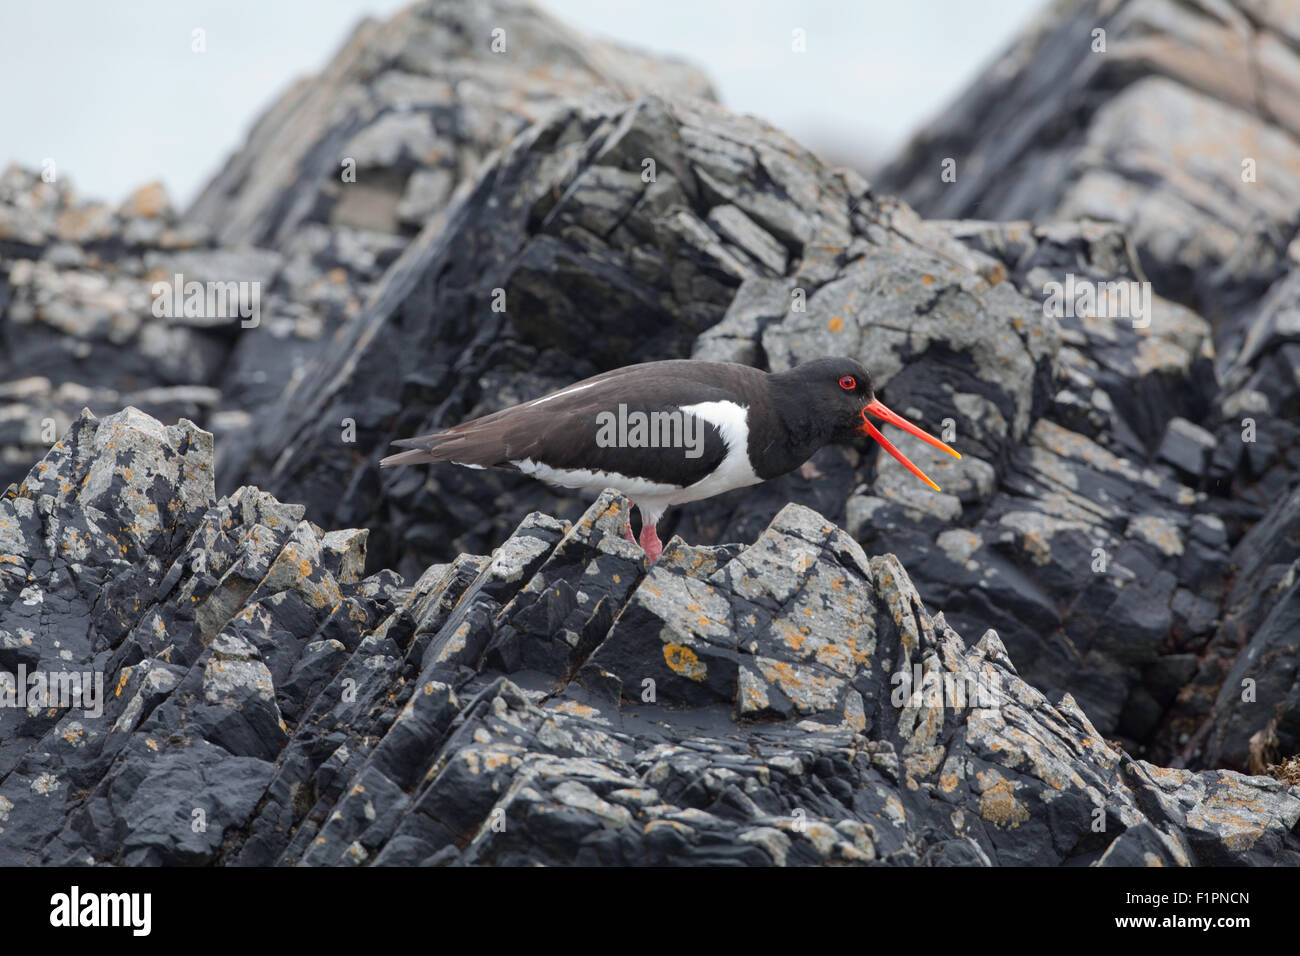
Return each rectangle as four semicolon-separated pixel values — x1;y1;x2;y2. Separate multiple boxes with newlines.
3;0;1300;863
2;408;1297;867
1157;417;1216;479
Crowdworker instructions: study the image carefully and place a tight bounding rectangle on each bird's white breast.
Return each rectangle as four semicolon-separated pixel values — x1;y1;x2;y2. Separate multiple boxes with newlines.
667;400;761;505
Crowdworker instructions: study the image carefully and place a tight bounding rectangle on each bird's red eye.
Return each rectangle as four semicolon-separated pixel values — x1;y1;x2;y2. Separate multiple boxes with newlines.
839;376;856;391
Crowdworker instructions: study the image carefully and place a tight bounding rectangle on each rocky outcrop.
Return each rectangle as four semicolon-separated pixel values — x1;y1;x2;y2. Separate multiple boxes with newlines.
0;167;252;488
1178;482;1300;772
3;408;1296;865
2;0;1299;864
186;0;715;248
876;0;1300;512
229;91;1060;577
874;0;1300;772
877;0;1300;320
186;0;714;494
0;0;712;492
215;83;1251;767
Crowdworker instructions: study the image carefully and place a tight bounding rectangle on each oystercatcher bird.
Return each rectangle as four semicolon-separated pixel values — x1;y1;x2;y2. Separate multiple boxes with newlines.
381;358;960;563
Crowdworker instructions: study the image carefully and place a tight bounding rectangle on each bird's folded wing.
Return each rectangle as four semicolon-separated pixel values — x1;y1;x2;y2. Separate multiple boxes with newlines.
384;381;735;485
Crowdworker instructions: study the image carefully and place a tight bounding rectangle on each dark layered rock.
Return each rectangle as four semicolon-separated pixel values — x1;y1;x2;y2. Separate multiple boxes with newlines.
216;81;1242;765
1;0;1299;864
186;0;715;248
1169;482;1300;772
877;0;1300;322
846;218;1228;757
232;89;1060;577
873;0;1300;771
0;167;242;488
876;0;1300;507
0;0;713;493
185;0;714;489
4;408;1296;866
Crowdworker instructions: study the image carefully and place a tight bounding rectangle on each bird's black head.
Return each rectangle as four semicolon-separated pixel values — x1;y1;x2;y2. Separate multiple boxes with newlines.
776;356;961;490
780;357;875;441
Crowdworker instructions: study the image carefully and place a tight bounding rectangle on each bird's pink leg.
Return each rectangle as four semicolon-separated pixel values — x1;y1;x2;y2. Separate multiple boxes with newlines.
624;515;636;543
639;520;663;564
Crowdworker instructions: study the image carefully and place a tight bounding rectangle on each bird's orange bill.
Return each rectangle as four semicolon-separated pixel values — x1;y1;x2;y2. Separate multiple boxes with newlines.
860;399;962;492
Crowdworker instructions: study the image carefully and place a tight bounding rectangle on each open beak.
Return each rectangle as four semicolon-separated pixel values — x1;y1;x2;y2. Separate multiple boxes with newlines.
859;398;962;492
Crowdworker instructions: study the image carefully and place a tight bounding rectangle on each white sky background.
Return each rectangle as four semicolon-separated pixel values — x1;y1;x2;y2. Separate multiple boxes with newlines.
0;0;1043;210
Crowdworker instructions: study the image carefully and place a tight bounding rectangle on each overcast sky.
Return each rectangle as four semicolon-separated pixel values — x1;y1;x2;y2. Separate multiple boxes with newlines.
1;0;1043;209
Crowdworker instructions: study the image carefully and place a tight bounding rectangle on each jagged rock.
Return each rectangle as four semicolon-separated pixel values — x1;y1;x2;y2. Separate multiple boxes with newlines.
0;164;233;487
878;0;1300;316
203;60;1259;768
3;409;1297;866
876;0;1300;506
874;0;1300;767
186;0;715;248
2;0;1300;863
1166;482;1300;773
191;0;715;492
231;91;1060;581
0;0;713;494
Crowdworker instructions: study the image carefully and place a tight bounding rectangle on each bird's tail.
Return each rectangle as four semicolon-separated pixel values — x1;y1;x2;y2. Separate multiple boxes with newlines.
382;422;512;470
380;448;438;468
380;433;454;469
